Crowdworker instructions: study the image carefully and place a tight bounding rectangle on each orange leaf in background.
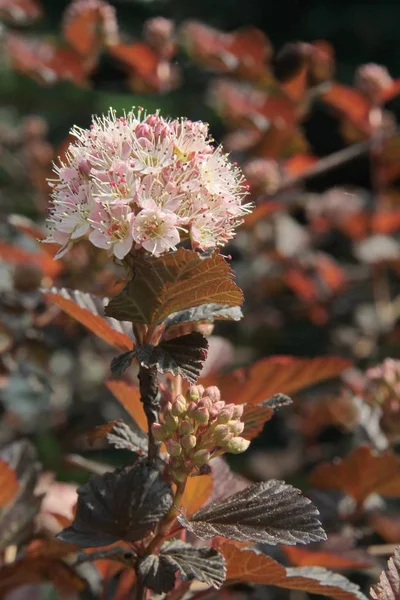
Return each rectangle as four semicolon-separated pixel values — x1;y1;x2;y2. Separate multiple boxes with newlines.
221;541;286;584
285;268;316;302
242;404;274;440
369;514;400;543
202;356;351;407
372;211;400;234
285;153;318;176
315;254;346;295
322;83;371;131
309;445;400;504
0;242;63;279
63;0;118;57
181;474;213;516
105;380;147;432
284;546;372;570
0;558;85;596
44;288;133;352
243;201;281;228
0;459;19;508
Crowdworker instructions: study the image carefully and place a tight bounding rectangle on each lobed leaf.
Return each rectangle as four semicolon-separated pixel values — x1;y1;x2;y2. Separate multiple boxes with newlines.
178;479;326;545
284;546;373;569
138;541;225;593
44;288;133;351
221;543;367;600
58;464;172;547
88;419;147;455
201;356;351;406
110;350;136;376
309;445;400;505
371;547;400;600
163;304;243;334
105;249;243;326
137;332;208;384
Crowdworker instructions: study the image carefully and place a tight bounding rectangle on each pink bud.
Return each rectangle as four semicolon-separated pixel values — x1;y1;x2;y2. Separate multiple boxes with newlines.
232;405;244;419
171;394;187;416
193;449;211;467
179;419;194;435
166;439;182;457
213;424;231;444
216;405;235;424
151;423;166;441
228;421;245;435
205;386;221;402
193;407;209;424
181;434;197;451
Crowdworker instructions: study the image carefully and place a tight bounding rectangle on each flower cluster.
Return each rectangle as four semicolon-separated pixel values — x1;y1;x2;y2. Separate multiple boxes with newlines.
45;108;250;259
151;384;249;483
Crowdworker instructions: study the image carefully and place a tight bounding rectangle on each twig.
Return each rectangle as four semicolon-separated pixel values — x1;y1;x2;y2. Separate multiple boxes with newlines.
270;127;400;197
138;364;161;465
368;543;399;556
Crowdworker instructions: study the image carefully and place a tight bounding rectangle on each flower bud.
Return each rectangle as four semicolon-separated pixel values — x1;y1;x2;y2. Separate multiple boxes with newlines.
232;405;244;419
216;405;235;424
186;386;201;401
166;439;182;457
213;424;231;444
181;434;197;451
151;423;167;441
228;420;245;435
225;436;250;454
179;419;194;435
206;386;221;402
171;394;187;416
193;407;209;424
164;412;179;432
193;449;211;467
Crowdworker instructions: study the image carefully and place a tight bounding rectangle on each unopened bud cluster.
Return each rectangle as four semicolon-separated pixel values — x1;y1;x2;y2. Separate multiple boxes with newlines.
151;385;249;483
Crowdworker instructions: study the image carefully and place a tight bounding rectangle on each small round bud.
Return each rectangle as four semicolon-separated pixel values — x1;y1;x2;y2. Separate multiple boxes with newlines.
232;405;244;419
181;434;197;451
216;405;235;424
166;439;182;457
225;437;250;454
228;420;245;435
193;449;211;467
164;412;179;432
151;423;167;441
187;402;198;418
186;386;201;401
193;407;209;424
205;386;221;402
171;394;187;416
213;424;231;444
179;419;194;435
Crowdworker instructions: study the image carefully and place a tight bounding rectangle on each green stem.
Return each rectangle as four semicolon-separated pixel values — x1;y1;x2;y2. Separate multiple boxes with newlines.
147;479;187;554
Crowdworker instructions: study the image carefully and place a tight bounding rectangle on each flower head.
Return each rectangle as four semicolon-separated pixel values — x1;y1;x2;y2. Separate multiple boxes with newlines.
45;108;250;259
152;385;249;483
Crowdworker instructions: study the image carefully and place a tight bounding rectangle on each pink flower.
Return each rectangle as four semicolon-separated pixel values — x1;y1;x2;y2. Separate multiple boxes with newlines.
132;208;180;255
89;202;134;259
45;108;250;259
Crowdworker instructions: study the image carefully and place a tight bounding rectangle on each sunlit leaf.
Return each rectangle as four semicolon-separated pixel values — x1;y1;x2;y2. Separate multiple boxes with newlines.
280;567;368;600
105;249;243;326
0;241;63;278
63;0;118;57
221;541;286;583
309;445;400;505
44;288;133;351
178;480;326;545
